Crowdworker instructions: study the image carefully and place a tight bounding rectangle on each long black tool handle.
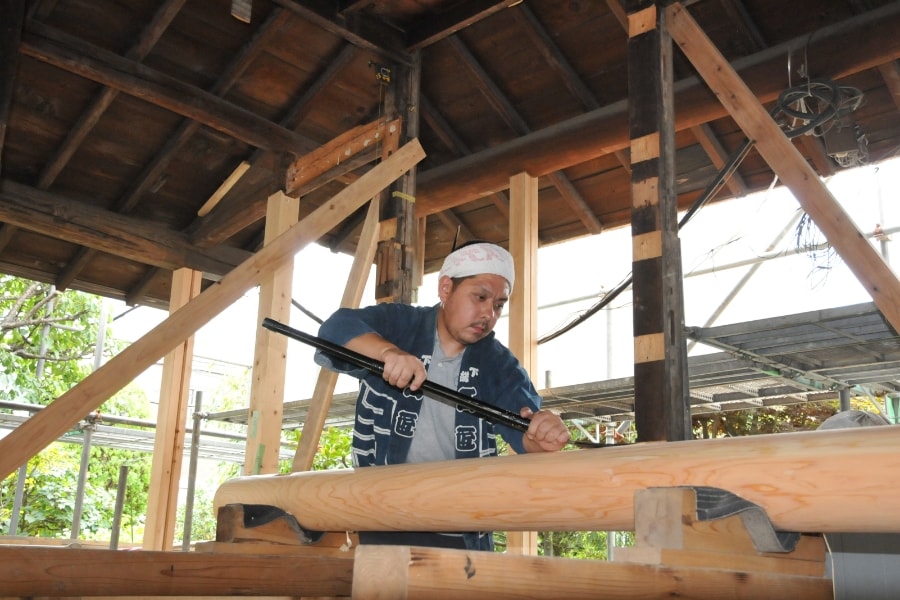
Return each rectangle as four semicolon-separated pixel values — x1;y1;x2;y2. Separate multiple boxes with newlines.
262;318;533;432
262;318;605;448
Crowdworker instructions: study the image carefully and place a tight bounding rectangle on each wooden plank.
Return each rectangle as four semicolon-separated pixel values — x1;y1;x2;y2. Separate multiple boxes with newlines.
214;425;900;535
351;544;832;599
0;137;425;481
0;545;353;597
285;118;400;196
666;1;900;335
292;195;381;472
244;192;299;475
143;268;201;551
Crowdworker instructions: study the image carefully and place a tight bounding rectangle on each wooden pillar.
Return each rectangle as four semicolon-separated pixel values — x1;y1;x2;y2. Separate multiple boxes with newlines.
243;191;299;475
375;52;421;304
143;267;201;551
625;0;690;442
506;171;540;555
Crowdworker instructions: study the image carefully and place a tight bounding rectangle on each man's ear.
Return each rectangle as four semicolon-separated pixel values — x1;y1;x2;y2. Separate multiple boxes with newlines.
437;275;453;301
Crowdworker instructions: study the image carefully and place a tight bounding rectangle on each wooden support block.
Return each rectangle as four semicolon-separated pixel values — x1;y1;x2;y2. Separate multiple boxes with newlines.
617;488;827;577
351;544;833;600
213;503;359;557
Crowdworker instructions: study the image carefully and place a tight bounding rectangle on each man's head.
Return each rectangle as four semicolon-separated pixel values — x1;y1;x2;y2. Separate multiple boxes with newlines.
436;242;515;351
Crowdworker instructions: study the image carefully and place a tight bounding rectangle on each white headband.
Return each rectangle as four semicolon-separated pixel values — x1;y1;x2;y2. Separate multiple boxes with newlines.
438;242;515;293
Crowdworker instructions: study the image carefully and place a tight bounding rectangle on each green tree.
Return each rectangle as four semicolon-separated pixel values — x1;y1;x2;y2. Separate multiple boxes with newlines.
0;276;151;541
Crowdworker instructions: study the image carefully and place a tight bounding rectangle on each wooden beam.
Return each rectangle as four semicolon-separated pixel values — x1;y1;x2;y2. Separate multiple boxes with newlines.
142;268;201;551
666;1;900;336
292;196;381;472
351;544;832;599
0;545;353;596
0;180;251;276
414;3;900;216
0;138;425;481
214;425;900;534
244;191;299;476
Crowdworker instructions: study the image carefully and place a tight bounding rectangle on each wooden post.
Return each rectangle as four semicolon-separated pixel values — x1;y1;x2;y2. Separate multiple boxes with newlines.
0;138;425;481
351;544;832;599
215;425;900;535
666;1;900;334
292;196;381;472
243;191;299;475
142;267;201;551
506;171;539;556
625;0;690;442
376;52;420;305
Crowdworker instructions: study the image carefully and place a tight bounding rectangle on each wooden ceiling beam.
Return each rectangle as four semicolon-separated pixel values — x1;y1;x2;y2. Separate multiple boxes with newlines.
690;123;748;197
0;180;251;276
20;21;320;157
447;35;602;235
0;0;26;176
415;3;900;216
879;60;900;113
271;0;410;65
406;0;514;51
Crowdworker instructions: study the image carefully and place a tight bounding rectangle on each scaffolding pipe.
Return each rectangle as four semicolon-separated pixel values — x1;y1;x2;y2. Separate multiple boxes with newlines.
109;464;128;550
182;391;203;551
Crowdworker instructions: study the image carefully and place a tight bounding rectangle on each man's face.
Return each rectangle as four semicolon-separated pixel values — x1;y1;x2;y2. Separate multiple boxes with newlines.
438;273;510;347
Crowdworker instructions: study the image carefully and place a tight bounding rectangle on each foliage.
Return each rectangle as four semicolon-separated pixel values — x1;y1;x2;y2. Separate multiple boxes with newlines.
0;276;106;405
693;400;840;438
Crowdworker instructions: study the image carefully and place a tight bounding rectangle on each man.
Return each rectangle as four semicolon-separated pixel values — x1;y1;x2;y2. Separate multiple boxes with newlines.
314;241;570;550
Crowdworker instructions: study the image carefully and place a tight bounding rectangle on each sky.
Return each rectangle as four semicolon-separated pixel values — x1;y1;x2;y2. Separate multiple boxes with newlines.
109;155;900;406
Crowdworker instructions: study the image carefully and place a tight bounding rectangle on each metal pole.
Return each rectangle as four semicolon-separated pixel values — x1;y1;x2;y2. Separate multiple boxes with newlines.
70;418;96;540
93;299;109;371
9;463;27;535
109;464;129;550
182;391;203;551
34;287;56;379
839;387;851;412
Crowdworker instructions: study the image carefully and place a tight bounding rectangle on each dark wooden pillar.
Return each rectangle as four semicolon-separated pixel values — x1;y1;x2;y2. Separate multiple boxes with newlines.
625;0;690;442
375;52;421;304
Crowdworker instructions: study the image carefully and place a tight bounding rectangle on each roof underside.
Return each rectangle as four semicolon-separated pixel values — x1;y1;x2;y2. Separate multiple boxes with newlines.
2;0;899;309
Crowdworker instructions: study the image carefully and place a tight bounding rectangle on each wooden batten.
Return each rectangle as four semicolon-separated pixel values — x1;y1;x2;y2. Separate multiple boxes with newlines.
215;426;900;535
292;196;382;472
